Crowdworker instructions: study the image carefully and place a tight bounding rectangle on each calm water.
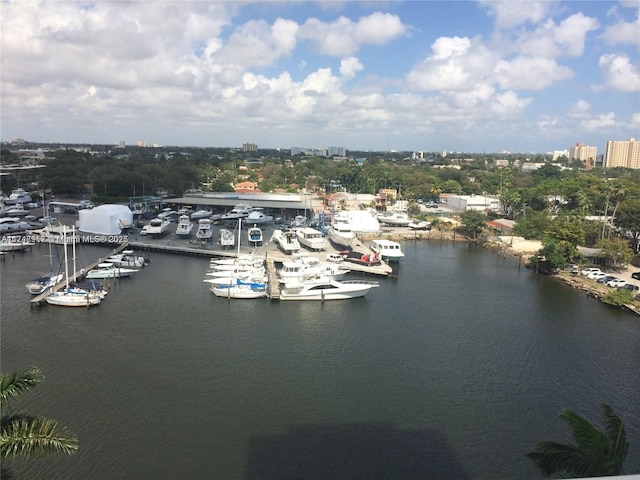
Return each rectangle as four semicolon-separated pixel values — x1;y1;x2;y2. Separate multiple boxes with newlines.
1;240;639;479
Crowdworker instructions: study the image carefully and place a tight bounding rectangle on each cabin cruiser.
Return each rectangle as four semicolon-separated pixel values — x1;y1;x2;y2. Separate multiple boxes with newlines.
86;262;138;279
247;225;263;246
145;217;171;236
0;217;32;234
190;209;213;220
0;235;35;252
369;239;405;262
175;215;194;237
220;204;252;221
271;229;300;254
327;217;356;248
296;227;327;251
196;218;213;242
279;279;379;301
4;188;32;205
219;228;235;248
106;250;148;268
245;208;273;225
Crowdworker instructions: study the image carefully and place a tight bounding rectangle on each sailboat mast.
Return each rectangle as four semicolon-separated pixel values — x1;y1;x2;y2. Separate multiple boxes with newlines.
63;226;69;289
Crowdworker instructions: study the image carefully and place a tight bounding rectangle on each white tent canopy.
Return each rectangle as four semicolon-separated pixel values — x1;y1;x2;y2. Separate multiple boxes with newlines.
78;204;133;235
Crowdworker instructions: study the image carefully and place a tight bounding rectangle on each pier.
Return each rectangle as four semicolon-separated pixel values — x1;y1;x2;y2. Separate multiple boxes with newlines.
30;242;129;307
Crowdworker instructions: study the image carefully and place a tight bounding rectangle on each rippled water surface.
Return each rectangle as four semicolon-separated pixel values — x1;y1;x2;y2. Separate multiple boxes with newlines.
1;240;638;479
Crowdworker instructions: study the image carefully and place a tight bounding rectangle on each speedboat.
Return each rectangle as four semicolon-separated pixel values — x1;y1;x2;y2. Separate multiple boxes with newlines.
369;239;405;262
271;229;300;254
0;235;35;252
145;217;171;236
219;228;235;248
247;225;263;246
377;211;411;227
2;205;30;217
190;209;213;220
175;215;194;237
341;250;382;266
278;257;349;284
245;208;273;225
196;218;213;242
86;262;137;279
408;219;431;230
25;273;64;295
106;250;148;268
296;227;327;251
279;279;379;301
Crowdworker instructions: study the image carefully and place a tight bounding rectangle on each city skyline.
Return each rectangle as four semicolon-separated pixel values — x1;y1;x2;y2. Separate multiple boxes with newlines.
1;1;639;153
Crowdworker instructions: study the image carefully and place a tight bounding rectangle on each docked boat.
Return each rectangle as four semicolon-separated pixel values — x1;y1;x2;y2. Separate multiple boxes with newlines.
245;208;273;225
196;218;213;242
220;204;252;222
2;205;30;217
0;217;32;234
341;250;382;266
190;209;213;220
408;219;431;230
278;257;349;284
271;229;301;254
145;217;171;236
25;228;64;295
247;225;263;246
4;188;32;205
106;249;148;268
175;215;194;237
289;215;307;228
377;211;411;227
210;279;267;299
369;239;405;262
0;235;35;252
219;228;235;248
279;279;379;301
327;219;356;248
296;227;327;251
86;262;137;279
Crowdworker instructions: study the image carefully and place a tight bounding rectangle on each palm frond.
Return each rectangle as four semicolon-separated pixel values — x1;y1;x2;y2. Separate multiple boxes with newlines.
0;367;43;405
0;417;78;460
600;404;629;475
526;441;596;477
558;408;607;458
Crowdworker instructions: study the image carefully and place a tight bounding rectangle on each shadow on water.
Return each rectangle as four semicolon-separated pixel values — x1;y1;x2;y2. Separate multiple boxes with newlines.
246;422;470;480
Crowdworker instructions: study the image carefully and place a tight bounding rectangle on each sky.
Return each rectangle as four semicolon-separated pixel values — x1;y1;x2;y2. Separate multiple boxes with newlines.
1;1;639;154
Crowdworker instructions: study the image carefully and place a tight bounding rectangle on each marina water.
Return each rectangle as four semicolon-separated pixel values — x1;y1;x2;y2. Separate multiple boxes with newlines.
1;240;639;479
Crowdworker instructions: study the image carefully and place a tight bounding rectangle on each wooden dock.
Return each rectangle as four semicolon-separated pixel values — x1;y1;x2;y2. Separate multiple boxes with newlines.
30;242;130;307
266;258;280;299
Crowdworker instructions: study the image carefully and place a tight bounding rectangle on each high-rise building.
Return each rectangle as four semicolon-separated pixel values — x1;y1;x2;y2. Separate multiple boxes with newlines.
243;143;258;152
568;143;597;162
604;138;640;169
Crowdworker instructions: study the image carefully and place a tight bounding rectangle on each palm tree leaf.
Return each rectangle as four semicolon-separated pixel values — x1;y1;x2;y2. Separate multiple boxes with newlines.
526;441;599;477
600;404;629;475
0;367;43;405
0;417;78;460
558;408;608;458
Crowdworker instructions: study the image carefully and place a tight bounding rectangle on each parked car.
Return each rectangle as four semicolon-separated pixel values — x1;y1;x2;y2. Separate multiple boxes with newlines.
631;271;640;280
587;272;608;281
606;278;627;288
620;283;639;292
597;275;617;284
581;267;602;276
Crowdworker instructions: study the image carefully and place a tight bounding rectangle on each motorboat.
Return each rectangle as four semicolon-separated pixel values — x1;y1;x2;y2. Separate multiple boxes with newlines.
196;218;213;242
289;215;307;228
247;225;263;246
145;217;171;236
175;215;194;237
245;208;273;225
2;205;30;217
190;209;213;220
327;214;356;248
271;229;300;254
408;219;431;230
333;210;380;233
279;279;379;301
278;257;349;284
106;249;148;268
341;250;382;266
369;239;405;262
0;217;32;234
210;279;267;299
25;273;64;295
220;204;252;222
86;262;137;279
377;211;412;227
0;235;35;252
219;228;235;248
4;188;32;205
296;227;327;251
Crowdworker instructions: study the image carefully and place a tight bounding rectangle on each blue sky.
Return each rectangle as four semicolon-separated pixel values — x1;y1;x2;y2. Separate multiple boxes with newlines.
1;1;638;153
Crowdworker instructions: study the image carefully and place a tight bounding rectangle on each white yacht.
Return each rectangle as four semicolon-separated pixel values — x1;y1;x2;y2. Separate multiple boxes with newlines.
145;217;171;236
4;188;32;205
369;239;405;262
196;218;213;242
247;225;263;246
106;250;148;268
279;279;379;301
377;211;411;227
86;263;138;279
0;217;32;234
175;215;194;237
190;209;213;220
327;217;356;248
296;227;327;251
219;228;235;248
245;208;273;225
220;204;252;221
271;229;300;254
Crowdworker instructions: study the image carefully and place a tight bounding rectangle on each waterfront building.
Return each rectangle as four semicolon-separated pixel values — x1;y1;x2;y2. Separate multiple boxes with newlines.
569;143;597;167
604;138;640;169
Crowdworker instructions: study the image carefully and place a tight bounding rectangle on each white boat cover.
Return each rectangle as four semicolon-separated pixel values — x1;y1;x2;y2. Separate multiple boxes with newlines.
78;204;133;235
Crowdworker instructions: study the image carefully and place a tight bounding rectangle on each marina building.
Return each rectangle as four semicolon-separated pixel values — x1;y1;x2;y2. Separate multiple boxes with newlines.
604;138;640;169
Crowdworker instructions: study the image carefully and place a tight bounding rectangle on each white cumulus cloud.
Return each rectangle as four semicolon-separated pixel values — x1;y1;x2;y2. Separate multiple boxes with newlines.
599;53;640;91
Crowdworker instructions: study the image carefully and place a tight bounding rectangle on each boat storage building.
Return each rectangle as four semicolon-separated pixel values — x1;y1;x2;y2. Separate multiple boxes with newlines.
78;204;133;235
